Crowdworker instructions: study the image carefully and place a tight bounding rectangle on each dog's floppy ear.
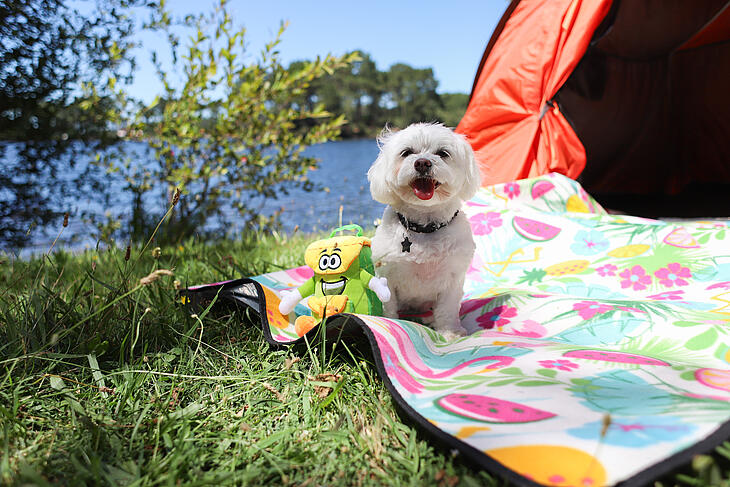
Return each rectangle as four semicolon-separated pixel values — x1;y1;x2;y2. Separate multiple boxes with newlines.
368;126;399;205
368;153;396;206
457;134;482;201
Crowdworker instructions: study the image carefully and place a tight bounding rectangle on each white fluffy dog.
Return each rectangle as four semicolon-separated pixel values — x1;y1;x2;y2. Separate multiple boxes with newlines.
368;123;480;337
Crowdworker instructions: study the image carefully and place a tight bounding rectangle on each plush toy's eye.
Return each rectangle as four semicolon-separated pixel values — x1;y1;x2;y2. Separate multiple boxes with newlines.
318;255;330;270
328;254;342;269
435;148;450;158
400;148;414;158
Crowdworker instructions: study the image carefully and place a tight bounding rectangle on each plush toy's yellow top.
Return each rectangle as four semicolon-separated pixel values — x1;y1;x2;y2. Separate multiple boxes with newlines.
304;235;370;275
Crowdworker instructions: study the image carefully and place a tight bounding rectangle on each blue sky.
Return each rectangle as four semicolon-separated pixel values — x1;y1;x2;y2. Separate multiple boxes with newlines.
127;0;509;103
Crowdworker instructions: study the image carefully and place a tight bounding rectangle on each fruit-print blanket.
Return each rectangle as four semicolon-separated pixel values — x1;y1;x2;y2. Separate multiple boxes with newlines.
183;173;730;487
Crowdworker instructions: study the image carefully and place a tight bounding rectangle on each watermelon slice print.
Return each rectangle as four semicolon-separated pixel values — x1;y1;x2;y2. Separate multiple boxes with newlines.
563;350;670;366
436;394;556;423
530;180;555;199
664;227;700;248
695;368;730;392
512;216;561;242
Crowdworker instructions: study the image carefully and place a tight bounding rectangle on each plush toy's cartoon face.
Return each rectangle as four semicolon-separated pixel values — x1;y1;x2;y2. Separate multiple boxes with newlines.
304;235;370;296
304;236;367;275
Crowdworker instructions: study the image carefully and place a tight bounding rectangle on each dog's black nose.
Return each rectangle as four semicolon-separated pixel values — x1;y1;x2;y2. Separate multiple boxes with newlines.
414;158;432;174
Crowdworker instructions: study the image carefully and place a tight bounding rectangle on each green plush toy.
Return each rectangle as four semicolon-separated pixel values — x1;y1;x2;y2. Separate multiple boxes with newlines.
278;224;391;336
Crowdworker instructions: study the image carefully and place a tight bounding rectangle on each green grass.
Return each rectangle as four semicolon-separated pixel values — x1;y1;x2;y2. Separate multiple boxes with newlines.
0;226;499;487
2;224;730;486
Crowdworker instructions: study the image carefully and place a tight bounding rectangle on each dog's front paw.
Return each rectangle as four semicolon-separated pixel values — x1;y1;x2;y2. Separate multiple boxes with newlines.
438;329;466;342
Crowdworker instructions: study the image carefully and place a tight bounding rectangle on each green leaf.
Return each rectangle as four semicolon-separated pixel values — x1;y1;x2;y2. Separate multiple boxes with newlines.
318;377;345;409
167;402;204;420
685;328;719;351
698;233;712;244
49;376;66;391
87;354;108;396
148;95;160;110
499;367;523;375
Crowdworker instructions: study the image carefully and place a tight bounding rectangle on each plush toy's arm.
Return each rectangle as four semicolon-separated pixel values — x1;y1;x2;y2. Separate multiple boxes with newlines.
278;278;315;315
278;288;302;315
367;275;391;303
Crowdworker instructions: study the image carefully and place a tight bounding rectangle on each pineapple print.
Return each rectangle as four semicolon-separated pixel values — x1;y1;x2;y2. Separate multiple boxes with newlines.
544;260;590;276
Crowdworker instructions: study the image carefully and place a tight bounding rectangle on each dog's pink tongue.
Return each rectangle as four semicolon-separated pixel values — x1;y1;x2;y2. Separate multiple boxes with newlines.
412;178;435;200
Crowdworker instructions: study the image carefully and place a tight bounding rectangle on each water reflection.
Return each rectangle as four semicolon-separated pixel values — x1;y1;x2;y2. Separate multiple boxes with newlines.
15;138;384;253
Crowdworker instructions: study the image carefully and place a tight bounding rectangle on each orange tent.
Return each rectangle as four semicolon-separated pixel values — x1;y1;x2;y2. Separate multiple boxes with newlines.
457;0;730;216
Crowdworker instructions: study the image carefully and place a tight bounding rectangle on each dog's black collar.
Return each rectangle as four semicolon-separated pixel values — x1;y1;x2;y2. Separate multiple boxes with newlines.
396;210;459;234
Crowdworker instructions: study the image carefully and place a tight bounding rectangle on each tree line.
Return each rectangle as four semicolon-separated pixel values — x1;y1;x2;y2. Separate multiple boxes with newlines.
291;52;469;137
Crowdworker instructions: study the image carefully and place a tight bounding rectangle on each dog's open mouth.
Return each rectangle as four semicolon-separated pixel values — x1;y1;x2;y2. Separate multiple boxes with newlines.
411;177;440;200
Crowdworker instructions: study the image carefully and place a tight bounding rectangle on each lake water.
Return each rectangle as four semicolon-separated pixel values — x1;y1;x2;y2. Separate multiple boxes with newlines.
20;139;385;253
258;138;385;233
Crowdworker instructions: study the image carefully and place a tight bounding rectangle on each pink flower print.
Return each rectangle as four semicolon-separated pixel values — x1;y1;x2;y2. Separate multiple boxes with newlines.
573;301;613;320
539;359;579;371
647;290;685;301
654;263;691;288
619;265;652;291
459;297;495;316
510;319;547;338
504;182;521;199
596;264;617;277
477;305;518;330
469;211;503;236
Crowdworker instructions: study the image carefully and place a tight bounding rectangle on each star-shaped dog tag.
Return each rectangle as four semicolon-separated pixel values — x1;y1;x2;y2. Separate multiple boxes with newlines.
401;236;412;253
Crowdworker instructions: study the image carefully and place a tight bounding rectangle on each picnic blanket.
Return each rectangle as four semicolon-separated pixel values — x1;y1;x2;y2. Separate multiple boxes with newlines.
184;173;730;487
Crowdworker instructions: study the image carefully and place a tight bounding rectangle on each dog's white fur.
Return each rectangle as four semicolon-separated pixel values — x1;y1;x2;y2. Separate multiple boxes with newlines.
368;123;480;337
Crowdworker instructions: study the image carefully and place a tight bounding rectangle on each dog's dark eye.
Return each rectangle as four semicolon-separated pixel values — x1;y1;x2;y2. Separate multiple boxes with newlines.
435;148;450;158
400;148;414;158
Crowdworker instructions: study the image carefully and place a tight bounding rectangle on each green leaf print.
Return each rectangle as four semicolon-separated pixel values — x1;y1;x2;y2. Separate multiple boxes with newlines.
595;219;666;244
487;378;523;387
516;268;547;285
500;367;523;375
674;320;702;327
515;380;558;387
698;233;712;245
537;368;558;378
685;328;719;351
560;276;585;283
714;344;730;363
680;370;696;381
